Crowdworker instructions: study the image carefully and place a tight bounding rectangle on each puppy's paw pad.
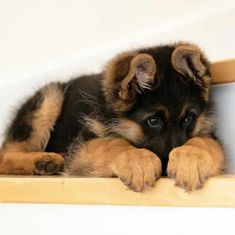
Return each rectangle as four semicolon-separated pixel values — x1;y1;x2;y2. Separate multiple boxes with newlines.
34;153;64;175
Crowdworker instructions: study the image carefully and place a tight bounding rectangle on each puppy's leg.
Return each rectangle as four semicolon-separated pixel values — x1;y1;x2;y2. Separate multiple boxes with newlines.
0;83;65;175
66;138;162;192
167;137;224;191
0;151;64;175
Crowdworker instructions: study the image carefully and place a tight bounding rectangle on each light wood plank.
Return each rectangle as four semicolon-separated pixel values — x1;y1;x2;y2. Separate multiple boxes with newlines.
0;175;235;207
211;59;235;84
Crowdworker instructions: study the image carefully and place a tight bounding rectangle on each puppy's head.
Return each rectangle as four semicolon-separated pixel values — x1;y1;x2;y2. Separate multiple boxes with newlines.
103;43;214;172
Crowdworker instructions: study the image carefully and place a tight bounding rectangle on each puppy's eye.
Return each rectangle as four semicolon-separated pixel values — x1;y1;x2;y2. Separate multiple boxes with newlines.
182;114;194;127
147;115;163;129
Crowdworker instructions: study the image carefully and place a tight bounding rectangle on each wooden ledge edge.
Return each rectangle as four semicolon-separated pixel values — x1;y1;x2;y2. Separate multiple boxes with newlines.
0;175;235;207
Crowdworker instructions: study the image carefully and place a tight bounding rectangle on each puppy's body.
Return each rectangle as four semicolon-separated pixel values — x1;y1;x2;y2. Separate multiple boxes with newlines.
0;43;225;191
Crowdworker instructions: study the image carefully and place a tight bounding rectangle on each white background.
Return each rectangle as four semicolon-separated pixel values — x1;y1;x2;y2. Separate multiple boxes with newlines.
0;1;235;235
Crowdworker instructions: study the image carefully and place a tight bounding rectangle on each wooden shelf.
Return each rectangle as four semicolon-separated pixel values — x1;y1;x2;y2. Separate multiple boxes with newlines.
0;175;235;207
211;59;235;84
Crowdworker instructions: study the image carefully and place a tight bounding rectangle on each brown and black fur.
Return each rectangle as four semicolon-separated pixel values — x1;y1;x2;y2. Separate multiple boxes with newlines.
0;42;225;192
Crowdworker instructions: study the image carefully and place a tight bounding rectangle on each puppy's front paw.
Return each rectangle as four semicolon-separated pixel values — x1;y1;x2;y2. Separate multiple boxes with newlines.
114;149;162;192
167;146;214;191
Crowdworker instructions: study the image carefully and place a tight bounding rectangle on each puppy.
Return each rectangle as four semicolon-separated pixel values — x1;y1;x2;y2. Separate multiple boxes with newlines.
0;42;225;192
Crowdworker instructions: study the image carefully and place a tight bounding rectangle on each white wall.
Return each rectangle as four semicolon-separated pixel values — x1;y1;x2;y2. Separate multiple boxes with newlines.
0;204;235;235
0;0;234;86
213;84;235;173
0;1;235;234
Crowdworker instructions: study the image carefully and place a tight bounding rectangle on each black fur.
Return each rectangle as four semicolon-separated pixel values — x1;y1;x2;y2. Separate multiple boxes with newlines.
45;75;115;153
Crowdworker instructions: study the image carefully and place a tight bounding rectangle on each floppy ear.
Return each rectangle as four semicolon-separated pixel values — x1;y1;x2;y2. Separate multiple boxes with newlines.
103;52;157;112
118;53;156;100
171;44;210;85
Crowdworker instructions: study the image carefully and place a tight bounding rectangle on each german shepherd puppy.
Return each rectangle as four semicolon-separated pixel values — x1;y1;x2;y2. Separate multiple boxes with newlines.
0;43;224;192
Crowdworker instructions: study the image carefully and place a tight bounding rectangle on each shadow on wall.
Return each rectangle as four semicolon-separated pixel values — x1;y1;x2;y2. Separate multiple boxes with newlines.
212;83;235;173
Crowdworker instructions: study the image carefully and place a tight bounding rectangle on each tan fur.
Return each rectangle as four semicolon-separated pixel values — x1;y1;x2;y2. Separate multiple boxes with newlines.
102;52;137;109
171;43;211;101
178;103;188;119
0;151;64;175
102;52;156;112
0;83;64;175
167;137;224;191
104;52;137;84
200;75;212;101
66;138;162;192
112;118;145;145
118;54;156;100
84;117;107;138
172;44;206;77
158;106;169;120
193;113;215;136
30;83;64;150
